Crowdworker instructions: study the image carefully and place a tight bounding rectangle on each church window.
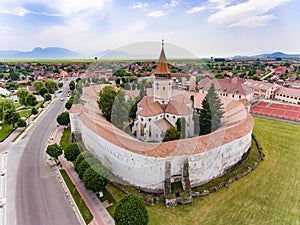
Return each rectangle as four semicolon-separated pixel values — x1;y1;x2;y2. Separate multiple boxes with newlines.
157;86;159;90
163;87;165;90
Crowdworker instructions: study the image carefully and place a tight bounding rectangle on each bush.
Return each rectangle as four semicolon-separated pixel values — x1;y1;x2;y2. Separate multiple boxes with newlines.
64;143;81;162
74;151;95;172
17;119;27;127
83;163;109;192
114;194;149;225
31;107;38;115
44;93;51;102
77;157;99;179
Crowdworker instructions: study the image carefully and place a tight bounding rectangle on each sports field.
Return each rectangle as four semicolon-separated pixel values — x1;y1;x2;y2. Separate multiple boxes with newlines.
147;117;300;225
251;102;300;122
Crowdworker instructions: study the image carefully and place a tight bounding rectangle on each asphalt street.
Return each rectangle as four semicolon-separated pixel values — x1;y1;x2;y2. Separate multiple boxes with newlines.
12;88;80;225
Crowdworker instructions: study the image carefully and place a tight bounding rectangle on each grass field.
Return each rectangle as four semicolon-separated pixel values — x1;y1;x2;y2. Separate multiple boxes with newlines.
59;127;71;150
0;123;14;142
60;170;93;224
145;117;300;225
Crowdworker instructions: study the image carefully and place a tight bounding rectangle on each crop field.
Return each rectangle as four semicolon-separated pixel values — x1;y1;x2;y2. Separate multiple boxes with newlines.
147;117;300;225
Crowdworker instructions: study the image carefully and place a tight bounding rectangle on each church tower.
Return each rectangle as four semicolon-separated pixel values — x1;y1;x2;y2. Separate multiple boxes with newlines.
153;40;172;105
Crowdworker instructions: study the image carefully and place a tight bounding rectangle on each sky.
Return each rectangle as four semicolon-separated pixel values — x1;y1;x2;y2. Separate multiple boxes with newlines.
0;0;299;57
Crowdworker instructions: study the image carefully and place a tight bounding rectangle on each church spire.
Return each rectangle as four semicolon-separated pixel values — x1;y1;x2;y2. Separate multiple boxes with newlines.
153;39;171;76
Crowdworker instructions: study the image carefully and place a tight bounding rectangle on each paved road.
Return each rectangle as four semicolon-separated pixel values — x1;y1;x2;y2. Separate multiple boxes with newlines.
14;89;80;225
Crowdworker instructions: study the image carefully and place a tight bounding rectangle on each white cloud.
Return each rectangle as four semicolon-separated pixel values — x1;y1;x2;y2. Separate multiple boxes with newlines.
186;6;206;14
0;0;108;17
208;0;291;28
163;0;180;9
147;10;166;17
0;26;12;33
131;2;149;9
228;15;276;28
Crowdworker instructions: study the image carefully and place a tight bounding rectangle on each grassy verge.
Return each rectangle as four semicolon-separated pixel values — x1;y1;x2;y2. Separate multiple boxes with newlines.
60;170;93;224
0;124;14;142
60;127;71;149
146;117;300;225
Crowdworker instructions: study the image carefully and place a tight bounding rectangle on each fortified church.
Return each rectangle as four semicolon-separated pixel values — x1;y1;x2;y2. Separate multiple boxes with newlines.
132;41;194;142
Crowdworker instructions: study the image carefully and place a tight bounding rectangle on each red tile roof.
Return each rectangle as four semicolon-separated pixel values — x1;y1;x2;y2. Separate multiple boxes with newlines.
153;45;171;75
137;96;164;117
154;119;172;132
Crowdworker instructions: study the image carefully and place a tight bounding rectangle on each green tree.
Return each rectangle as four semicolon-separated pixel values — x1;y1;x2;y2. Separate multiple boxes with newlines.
65;100;73;110
58;82;63;88
17;88;30;106
163;126;181;142
199;84;224;135
17;119;27;127
177;117;186;139
83;163;109;192
64;143;81;162
98;86;117;122
39;87;48;97
33;81;44;93
45;79;58;94
114;194;149;225
31;107;38;115
46;143;62;161
25;94;38;107
74;151;95;172
139;83;146;100
57;111;70;126
0;97;15;121
44;93;52;102
4;108;19;128
69;80;75;91
77;157;100;179
111;90;128;129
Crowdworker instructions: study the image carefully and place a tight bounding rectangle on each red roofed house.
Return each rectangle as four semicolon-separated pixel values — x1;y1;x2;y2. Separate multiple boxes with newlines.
132;41;194;142
274;87;300;105
198;77;254;102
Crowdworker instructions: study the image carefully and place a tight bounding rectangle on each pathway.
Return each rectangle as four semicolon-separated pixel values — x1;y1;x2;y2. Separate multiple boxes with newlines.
51;127;114;225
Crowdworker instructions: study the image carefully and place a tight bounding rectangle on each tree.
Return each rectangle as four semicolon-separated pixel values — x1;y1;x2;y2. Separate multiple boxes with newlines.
74;151;95;172
83;163;109;192
139;83;146;100
57;111;70;126
98;86;117;122
39;87;48;97
69;80;75;91
17;119;27;127
46;144;62;161
111;90;129;129
114;194;149;225
65;100;73;110
33;81;44;93
25;94;38;107
45;79;58;94
64;143;81;162
17;88;30;106
77;157;100;179
199;84;224;135
4;108;19;128
31;107;38;115
44;93;51;101
58;82;63;88
163;126;181;142
0;97;15;121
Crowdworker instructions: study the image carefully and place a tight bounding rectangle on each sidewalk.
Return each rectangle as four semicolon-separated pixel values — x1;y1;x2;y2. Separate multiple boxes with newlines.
52;127;114;225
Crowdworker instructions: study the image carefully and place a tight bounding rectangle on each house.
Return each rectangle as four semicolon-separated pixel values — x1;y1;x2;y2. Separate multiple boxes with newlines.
198;77;254;102
132;41;194;142
274;87;300;105
0;87;10;97
243;79;279;99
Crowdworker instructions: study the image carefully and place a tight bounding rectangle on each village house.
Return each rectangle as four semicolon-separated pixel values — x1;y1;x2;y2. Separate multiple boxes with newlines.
198;77;254;102
243;79;280;100
274;87;300;105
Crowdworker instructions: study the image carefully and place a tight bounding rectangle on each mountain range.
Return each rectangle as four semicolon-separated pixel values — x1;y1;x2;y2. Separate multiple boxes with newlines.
0;47;82;59
0;47;300;59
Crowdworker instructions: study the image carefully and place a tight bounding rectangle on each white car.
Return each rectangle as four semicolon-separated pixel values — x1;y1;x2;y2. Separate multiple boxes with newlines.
60;98;64;101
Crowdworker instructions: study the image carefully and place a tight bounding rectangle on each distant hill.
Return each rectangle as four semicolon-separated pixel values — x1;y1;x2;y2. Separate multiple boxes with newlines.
98;49;155;59
234;52;300;59
0;47;82;59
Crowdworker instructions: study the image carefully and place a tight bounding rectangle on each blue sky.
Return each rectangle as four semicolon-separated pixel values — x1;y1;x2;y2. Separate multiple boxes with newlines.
0;0;299;57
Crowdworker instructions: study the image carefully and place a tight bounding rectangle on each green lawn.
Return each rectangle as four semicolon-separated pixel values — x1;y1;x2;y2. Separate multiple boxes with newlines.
60;127;71;150
0;123;14;142
145;117;300;225
60;170;93;224
17;109;32;118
